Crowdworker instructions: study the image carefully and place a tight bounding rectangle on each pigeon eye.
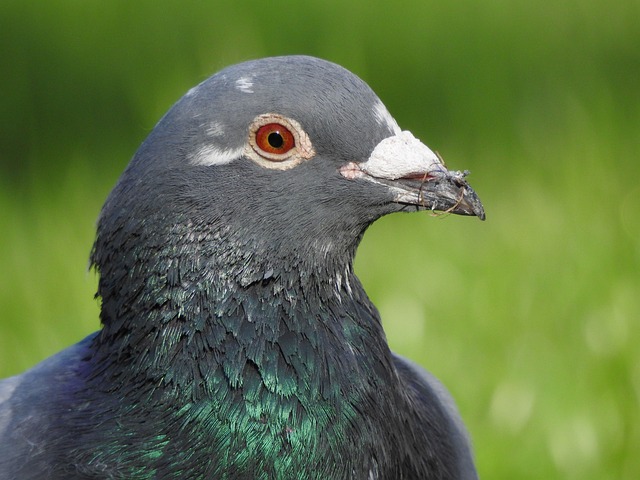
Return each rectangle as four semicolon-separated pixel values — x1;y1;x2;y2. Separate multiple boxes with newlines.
246;113;315;170
255;123;295;157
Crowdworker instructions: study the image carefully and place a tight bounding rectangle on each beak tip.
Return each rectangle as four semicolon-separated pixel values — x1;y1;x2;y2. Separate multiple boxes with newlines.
457;183;485;221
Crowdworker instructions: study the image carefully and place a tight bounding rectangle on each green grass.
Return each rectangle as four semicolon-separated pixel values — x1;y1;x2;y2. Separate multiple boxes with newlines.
1;0;639;478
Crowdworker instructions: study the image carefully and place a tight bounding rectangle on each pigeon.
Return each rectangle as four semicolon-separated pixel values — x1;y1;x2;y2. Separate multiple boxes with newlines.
0;55;484;479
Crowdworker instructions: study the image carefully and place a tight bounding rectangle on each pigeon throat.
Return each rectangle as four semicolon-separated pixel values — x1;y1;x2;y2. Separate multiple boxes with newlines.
89;213;387;399
81;219;424;478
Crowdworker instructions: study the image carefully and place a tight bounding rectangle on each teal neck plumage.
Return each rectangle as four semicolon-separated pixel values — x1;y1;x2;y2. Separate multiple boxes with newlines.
69;215;410;479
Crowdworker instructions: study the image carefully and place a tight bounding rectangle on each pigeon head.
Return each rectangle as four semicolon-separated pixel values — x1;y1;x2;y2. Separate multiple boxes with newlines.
94;56;483;303
8;56;483;479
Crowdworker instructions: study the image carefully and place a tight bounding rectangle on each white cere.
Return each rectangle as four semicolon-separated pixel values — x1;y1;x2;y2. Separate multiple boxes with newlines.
359;131;445;180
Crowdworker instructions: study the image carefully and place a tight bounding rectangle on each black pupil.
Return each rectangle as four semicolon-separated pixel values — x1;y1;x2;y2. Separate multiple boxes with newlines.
268;131;284;149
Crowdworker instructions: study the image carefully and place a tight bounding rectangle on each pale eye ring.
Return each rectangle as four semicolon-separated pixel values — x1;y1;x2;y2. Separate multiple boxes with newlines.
246;113;315;169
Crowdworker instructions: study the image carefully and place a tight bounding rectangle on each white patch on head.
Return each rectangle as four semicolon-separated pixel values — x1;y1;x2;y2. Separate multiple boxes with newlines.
358;131;445;179
189;144;244;166
235;76;254;94
373;100;401;135
205;121;225;138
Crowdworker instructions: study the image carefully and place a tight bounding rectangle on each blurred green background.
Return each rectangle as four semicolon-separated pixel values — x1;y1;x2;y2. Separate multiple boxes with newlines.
1;0;638;478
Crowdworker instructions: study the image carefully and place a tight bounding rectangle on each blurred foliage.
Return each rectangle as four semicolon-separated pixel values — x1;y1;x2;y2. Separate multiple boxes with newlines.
1;0;639;478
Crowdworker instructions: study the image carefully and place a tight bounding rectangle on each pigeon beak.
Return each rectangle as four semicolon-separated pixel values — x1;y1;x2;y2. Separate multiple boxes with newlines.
340;131;485;220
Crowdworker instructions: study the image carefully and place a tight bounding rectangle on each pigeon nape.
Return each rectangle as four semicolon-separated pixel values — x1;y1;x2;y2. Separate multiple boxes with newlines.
0;55;483;479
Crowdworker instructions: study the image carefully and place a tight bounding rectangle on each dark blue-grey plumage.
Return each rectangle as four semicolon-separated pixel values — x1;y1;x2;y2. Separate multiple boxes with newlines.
0;55;483;479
